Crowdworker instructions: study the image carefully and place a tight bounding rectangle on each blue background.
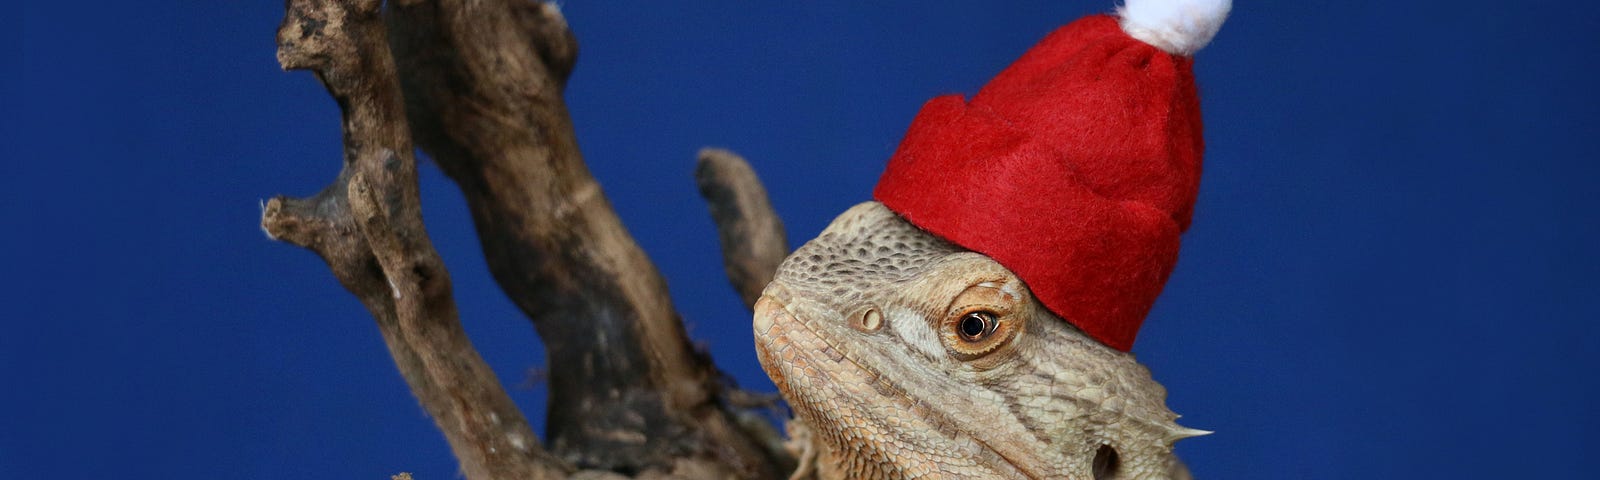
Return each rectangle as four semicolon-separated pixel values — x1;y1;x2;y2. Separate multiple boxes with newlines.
6;1;1598;478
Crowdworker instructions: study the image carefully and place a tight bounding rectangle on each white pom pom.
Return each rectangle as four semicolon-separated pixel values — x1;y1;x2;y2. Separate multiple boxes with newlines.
1117;0;1231;56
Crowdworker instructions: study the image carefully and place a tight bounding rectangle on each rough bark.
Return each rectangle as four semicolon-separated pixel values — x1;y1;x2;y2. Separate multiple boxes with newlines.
262;0;793;478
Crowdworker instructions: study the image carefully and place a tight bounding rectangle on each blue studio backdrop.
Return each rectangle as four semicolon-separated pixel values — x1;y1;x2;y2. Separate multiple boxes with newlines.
5;1;1598;478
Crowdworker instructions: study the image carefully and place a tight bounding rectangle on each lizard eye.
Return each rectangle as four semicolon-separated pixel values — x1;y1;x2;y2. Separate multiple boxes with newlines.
958;311;996;342
940;281;1024;363
942;308;1015;361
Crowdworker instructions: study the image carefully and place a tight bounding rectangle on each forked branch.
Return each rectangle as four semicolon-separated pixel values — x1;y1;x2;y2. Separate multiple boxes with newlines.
261;0;566;478
265;0;794;478
383;0;787;476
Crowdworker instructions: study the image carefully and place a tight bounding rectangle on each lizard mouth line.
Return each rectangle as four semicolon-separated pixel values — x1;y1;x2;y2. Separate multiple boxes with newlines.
753;294;1040;479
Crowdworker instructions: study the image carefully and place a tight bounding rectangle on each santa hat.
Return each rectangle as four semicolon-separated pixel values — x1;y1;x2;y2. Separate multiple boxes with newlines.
874;0;1230;351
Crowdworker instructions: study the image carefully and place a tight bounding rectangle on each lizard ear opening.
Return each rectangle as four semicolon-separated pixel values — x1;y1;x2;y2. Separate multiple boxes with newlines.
1092;443;1121;480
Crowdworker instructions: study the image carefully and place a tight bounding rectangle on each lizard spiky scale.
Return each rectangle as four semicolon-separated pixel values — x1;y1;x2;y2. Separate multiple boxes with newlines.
755;202;1200;479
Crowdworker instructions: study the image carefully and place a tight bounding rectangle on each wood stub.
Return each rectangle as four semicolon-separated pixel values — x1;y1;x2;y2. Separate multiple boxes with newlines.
263;0;568;478
695;148;790;311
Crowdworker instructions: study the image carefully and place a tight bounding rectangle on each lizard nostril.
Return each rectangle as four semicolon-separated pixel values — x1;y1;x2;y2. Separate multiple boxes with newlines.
853;308;883;333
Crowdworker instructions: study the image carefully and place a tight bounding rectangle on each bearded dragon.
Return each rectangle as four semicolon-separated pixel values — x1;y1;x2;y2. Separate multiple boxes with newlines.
754;202;1207;479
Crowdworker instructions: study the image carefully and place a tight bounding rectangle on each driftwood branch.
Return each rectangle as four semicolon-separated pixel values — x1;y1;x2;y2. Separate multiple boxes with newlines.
696;148;790;310
262;0;568;478
265;0;796;478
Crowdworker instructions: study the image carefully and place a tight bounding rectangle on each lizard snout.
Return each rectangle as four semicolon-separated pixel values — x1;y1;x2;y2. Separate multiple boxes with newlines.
751;282;793;336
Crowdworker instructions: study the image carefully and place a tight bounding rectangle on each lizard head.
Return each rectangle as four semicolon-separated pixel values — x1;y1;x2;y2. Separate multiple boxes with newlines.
755;201;1204;479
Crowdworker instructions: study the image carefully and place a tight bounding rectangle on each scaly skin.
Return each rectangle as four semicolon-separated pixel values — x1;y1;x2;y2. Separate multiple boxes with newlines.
754;202;1204;479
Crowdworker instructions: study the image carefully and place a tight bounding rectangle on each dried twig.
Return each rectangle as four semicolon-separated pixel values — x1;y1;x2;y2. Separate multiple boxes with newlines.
696;148;790;310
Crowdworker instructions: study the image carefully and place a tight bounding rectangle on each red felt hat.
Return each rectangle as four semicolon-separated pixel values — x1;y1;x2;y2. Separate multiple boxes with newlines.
874;0;1230;351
